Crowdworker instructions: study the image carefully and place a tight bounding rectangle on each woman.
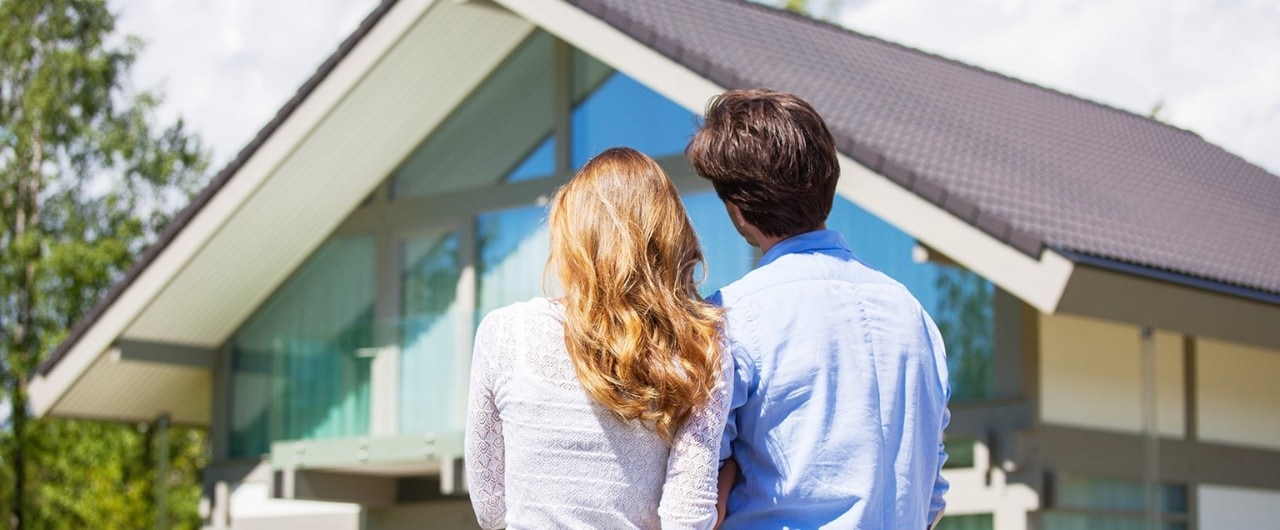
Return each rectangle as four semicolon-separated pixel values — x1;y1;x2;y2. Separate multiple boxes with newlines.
464;147;730;529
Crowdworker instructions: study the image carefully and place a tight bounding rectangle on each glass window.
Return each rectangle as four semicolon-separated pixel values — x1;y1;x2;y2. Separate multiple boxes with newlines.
1056;474;1187;514
230;235;375;457
393;31;558;198
935;514;994;530
683;191;755;297
1041;513;1185;530
505;135;556;183
399;232;463;434
1043;473;1188;530
571;50;697;168
943;437;977;469
476;203;552;322
827;197;995;401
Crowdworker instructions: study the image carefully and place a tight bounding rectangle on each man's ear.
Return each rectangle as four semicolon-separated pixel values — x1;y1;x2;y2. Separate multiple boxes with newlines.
725;202;748;227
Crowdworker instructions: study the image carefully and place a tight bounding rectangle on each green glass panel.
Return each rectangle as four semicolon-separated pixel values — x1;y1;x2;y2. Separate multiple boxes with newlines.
935;513;994;530
943;437;977;469
1057;473;1187;514
230;235;375;457
1042;512;1184;530
400;232;463;434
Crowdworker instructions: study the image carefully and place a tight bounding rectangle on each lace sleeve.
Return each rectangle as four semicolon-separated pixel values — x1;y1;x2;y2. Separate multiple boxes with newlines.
658;346;733;529
465;313;507;529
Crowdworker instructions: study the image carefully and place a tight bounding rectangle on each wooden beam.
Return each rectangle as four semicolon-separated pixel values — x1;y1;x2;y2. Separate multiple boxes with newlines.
112;339;217;369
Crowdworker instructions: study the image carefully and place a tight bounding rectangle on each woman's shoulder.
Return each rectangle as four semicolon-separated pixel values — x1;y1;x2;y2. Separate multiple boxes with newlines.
477;297;561;333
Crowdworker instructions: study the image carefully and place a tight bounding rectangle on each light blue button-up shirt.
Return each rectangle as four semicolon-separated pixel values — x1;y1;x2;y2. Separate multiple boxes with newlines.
710;229;950;529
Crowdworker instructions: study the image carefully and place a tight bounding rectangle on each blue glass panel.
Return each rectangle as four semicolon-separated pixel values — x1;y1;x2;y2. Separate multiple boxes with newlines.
400;233;463;434
571;72;697;168
827;197;994;401
505;135;556;183
683;191;755;297
230;235;375;457
476;204;552;323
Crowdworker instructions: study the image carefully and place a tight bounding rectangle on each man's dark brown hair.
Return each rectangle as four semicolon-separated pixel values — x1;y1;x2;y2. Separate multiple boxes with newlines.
686;89;839;238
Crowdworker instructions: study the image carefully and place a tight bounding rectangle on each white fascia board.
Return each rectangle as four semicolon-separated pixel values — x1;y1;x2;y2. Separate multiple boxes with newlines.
27;0;439;418
498;0;1075;313
837;157;1074;314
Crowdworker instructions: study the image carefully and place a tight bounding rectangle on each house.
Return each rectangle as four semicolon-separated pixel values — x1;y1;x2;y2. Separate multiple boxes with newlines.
28;0;1280;528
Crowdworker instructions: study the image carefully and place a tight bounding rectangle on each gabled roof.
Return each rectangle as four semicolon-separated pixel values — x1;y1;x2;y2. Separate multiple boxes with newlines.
29;0;1280;423
570;0;1280;300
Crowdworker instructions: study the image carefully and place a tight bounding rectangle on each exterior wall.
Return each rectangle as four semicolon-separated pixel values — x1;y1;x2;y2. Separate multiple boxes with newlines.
364;501;480;530
1039;313;1184;437
224;482;361;530
1196;337;1280;450
1198;484;1280;529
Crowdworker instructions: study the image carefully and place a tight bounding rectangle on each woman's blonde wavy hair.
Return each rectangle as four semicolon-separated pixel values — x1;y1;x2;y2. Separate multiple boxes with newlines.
548;147;724;444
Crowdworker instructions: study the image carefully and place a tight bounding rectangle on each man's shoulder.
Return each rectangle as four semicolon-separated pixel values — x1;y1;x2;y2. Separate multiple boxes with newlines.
715;251;906;306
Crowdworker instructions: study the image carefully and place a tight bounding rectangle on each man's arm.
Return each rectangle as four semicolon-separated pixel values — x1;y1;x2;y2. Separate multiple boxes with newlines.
924;312;951;526
715;458;738;529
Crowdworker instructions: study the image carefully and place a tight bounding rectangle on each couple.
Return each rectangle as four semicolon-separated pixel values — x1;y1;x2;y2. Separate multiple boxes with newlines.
464;89;950;529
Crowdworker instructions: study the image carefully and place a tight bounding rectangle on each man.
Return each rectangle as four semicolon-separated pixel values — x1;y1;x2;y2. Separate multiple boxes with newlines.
686;89;950;529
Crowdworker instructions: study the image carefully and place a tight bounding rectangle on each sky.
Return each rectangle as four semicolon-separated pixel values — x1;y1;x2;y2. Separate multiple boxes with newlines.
111;0;1280;174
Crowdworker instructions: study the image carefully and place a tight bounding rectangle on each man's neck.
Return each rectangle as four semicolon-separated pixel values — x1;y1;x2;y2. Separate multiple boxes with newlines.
757;234;785;256
758;225;825;256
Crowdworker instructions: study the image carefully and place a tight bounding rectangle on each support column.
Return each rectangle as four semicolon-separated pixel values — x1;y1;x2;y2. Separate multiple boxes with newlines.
155;413;170;530
1140;327;1160;530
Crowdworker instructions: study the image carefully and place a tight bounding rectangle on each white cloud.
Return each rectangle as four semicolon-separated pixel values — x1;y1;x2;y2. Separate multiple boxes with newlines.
112;0;378;167
838;0;1280;173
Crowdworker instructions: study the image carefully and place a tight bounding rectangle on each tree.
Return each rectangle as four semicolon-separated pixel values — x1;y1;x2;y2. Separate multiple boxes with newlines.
0;0;209;527
778;0;849;22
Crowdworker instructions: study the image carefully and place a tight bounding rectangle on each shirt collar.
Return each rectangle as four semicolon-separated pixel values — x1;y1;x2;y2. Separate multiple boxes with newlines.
757;229;852;268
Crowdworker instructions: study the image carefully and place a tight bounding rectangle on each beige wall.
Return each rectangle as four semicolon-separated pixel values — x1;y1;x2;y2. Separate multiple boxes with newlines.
1199;484;1280;529
1039;313;1184;436
1197;337;1280;450
364;501;480;530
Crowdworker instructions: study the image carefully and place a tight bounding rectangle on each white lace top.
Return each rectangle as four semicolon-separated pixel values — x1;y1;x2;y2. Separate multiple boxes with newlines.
464;298;731;530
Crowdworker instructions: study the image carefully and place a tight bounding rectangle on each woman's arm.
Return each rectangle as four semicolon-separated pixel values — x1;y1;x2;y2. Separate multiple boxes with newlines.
464;314;507;529
658;350;734;529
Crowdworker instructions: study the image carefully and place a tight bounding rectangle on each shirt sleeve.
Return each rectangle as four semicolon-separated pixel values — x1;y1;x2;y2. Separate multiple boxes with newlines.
706;293;752;463
465;313;507;529
719;338;752;462
658;345;734;529
924;312;951;525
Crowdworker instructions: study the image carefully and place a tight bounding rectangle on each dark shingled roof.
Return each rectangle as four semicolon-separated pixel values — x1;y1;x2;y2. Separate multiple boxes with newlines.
572;0;1280;300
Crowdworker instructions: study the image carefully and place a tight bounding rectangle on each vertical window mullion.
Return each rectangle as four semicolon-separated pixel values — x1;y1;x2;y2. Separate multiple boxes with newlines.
455;218;478;430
